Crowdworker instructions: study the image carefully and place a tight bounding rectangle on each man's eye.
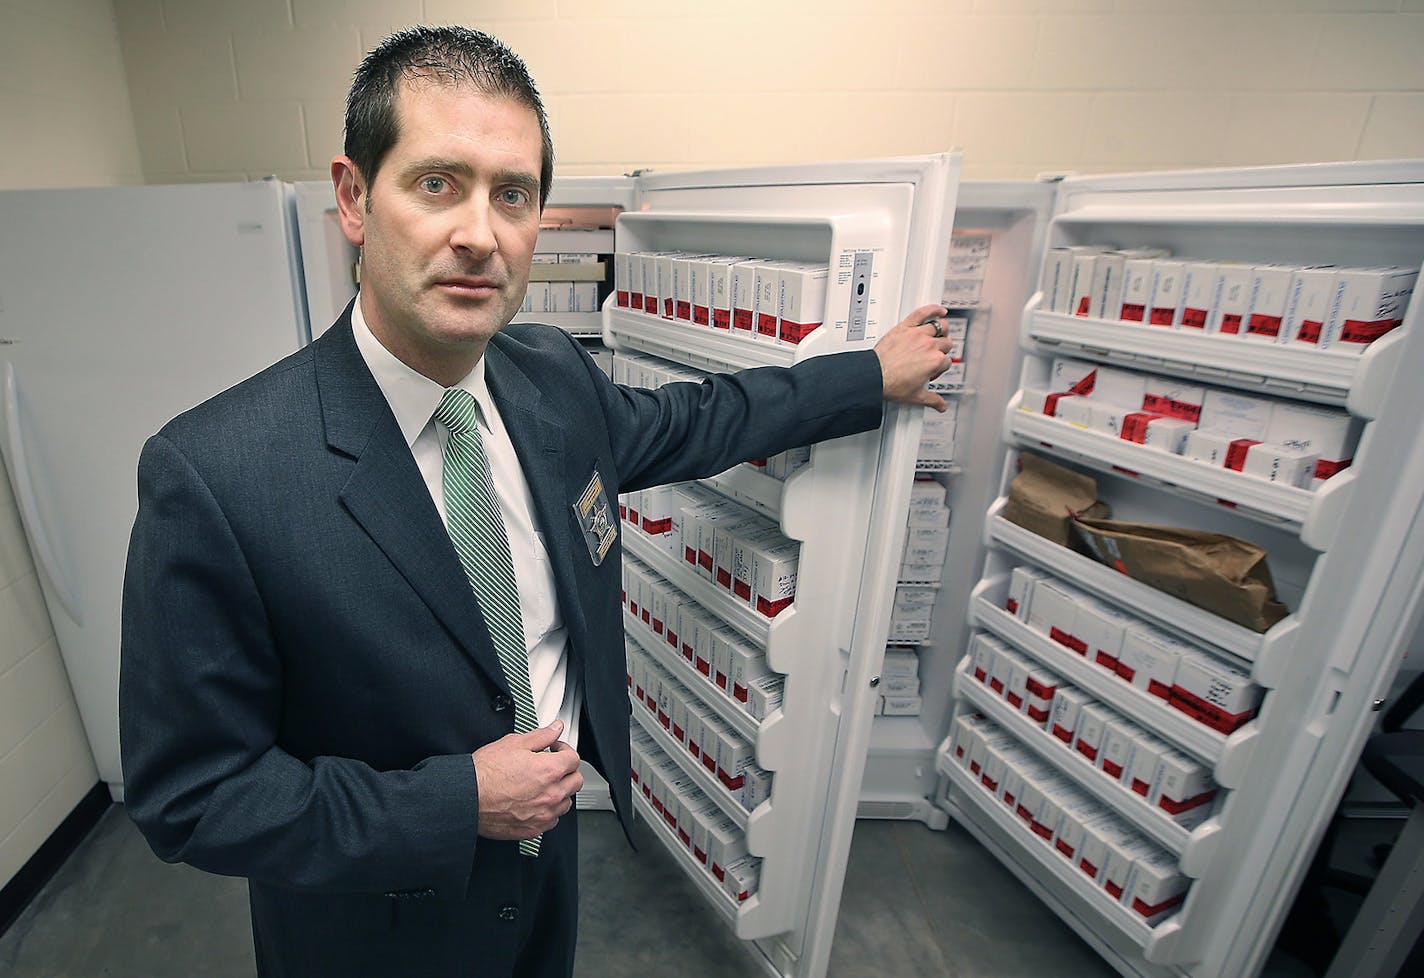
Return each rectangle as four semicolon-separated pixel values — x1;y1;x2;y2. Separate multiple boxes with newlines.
420;177;448;194
501;188;530;206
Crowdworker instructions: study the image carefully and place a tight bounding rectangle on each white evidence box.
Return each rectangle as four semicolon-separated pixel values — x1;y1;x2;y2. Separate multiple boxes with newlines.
882;646;921;678
1077;815;1134;885
1053;394;1095;429
1099;717;1146;783
705;816;748;883
722;855;762;903
949;712;990;766
1053;799;1112;863
672;254;713;323
754;262;786;344
1244;264;1305;341
1042;245;1114;314
1146;259;1187;328
715;730;756;794
1198;389;1274;442
1125;849;1189;925
882;694;923;717
1024;665;1062;725
712;513;767;593
1319;265;1418;353
1119;412;1193;454
711;625;744;694
1049;686;1091;746
1024;772;1077;843
881;673;920;696
1125;731;1171;801
1241;442;1319;488
729;644;771;707
745;673;784;721
731;259;771;337
683;701;711;766
706;256;749;331
909;476;949;513
522;282;550;313
1007;564;1052;620
1280;266;1338;345
903;526;950;567
614;252;631;308
1176;260;1219;331
969;632;1007;684
751;537;800;619
1184;428;1235;467
1103;833;1161;904
1091;366;1148;410
1150;748;1219;828
1068;253;1100;317
987;643;1025;698
1115;626;1190;701
670;695;689;748
1029;578;1088;657
1170;651;1262;734
1003;654;1033;712
1090;248;1171;321
778;262;830;346
1265;400;1362;482
1073;703;1114;765
1118;258;1156;324
1206;263;1254;336
968;728;1020;781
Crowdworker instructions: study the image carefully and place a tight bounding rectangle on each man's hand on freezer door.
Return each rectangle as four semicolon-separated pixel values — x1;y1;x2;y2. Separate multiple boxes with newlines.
875;303;957;412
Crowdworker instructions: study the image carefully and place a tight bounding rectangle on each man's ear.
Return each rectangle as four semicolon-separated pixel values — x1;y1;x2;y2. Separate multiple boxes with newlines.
331;155;366;247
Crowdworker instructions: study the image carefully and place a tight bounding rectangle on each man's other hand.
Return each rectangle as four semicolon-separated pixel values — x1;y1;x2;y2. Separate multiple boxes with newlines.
471;721;583;840
874;303;957;412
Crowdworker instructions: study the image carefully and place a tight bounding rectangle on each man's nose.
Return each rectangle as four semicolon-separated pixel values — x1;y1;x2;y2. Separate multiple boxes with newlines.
449;198;497;257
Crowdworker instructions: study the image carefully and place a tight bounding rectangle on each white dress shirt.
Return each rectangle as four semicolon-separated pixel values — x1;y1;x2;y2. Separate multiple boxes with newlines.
351;299;580;749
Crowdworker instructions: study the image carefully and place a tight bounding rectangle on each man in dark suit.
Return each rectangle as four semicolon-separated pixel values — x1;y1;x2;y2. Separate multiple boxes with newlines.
119;25;956;978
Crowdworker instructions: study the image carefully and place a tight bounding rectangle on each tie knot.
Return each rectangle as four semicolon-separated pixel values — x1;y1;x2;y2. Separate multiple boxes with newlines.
435;387;479;436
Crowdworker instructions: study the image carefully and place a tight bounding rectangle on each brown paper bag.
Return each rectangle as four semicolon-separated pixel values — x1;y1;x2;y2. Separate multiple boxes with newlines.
1002;453;1110;549
1069;516;1289;633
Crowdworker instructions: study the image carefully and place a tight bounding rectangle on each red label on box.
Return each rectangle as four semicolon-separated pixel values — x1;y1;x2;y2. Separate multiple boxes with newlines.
1315;457;1351;479
1105;880;1125;900
1080;858;1099;879
696;656;711;677
1031;821;1053;840
1180;307;1207;329
1027;704;1050;723
1149;306;1175;326
666;629;678;648
715;671;727;690
676;300;692;320
1076;295;1091;316
672;723;684;741
716;568;733;589
698;551;713;572
1121;412;1160;444
757;594;793;618
732;309;754;332
981;774;998;791
1169;684;1256;733
1115;661;1136;682
780;319;820;344
1095;650;1119;670
684;546;697;565
1342;317;1399;344
1132;779;1150;797
1147;679;1172;700
1142;393;1202;424
1050;626;1084;654
1103;758;1124;779
1158;787;1218;815
1247;313;1282;338
1015;803;1033;824
1076;740;1099;762
1006;597;1019;614
734;579;752;601
1220;313;1242;334
1006;691;1024;709
693;305;710;325
1120;303;1146;323
681;642;694;662
663;298;674;318
644;296;658;315
617;290;629;307
1133;893;1185;918
757;313;777;337
1052;724;1073;743
642;516;671;534
1298;319;1322;344
1225;439;1260;472
974;667;988;682
733;684;748;703
1027;677;1056;699
1056;840;1075;858
989;678;1005;694
718;768;745;791
712;309;731;330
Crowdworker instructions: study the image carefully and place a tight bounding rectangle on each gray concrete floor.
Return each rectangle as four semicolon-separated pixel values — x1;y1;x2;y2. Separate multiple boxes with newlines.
0;804;1327;977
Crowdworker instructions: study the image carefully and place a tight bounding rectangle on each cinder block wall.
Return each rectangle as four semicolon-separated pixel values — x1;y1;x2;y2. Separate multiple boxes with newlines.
113;0;1424;184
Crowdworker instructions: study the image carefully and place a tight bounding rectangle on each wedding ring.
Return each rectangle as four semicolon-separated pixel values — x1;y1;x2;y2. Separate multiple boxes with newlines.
927;319;945;338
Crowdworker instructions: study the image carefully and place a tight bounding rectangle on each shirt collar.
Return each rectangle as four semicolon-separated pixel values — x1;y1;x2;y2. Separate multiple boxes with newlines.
350;294;493;446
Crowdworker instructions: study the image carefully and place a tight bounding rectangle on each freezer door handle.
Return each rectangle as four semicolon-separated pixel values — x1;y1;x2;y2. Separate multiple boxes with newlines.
2;362;82;624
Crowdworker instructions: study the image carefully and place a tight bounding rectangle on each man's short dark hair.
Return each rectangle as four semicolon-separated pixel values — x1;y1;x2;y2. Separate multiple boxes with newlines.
344;25;554;209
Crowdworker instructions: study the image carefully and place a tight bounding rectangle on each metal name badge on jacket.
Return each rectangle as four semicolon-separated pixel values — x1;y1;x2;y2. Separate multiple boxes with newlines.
573;469;617;565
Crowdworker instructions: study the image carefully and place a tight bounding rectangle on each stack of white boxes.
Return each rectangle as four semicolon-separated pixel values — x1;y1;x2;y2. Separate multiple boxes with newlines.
615;250;831;347
523;252;602;312
943;232;991;307
1006;565;1262;735
947;713;1191;927
1019;357;1362;490
1040;246;1417;355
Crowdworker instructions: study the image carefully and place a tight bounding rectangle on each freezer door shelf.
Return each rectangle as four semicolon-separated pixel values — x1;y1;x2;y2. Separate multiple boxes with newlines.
1021;302;1398;411
697;465;786;522
633;701;751;831
625;607;760;744
938;759;1188;972
1007;397;1319;534
984;504;1270;666
969;587;1246;773
951;656;1221;864
624;527;774;649
607;305;796;374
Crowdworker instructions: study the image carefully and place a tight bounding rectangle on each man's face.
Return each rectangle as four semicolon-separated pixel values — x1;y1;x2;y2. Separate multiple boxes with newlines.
333;82;543;383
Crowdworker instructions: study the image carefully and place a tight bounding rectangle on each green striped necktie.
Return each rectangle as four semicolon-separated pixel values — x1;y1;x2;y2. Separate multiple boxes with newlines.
435;387;541;857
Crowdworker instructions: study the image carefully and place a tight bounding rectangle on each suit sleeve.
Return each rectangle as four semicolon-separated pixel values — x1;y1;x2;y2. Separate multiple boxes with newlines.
120;433;479;898
581;342;886;491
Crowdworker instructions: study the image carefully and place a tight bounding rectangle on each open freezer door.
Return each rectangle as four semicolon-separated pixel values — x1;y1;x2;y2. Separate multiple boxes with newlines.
604;154;960;978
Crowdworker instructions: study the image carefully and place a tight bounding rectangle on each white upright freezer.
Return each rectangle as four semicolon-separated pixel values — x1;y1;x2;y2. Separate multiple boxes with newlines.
0;179;312;797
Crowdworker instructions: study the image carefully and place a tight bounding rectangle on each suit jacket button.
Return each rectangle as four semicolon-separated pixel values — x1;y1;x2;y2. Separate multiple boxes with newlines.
493;694;513;712
499;904;519;922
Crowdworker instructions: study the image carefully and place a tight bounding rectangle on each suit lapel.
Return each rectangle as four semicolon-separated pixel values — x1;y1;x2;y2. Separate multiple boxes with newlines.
313;315;510;693
484;342;594;664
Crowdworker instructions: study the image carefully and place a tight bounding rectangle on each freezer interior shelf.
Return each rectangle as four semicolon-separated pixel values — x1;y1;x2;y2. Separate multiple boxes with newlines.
940;758;1167;953
1008;404;1314;533
985;505;1268;666
698;465;784;521
1023;307;1384;410
969;589;1233;770
511;310;604;336
953;658;1202;861
624;608;760;744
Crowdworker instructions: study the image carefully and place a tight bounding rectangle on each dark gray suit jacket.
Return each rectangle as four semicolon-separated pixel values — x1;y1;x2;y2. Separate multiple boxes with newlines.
119;306;884;976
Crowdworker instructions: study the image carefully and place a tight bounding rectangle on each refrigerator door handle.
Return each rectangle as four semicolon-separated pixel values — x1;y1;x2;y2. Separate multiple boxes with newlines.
2;362;83;624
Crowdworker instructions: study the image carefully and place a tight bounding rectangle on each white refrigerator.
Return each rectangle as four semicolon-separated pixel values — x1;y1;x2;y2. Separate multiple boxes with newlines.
0;179;312;798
